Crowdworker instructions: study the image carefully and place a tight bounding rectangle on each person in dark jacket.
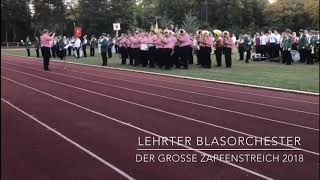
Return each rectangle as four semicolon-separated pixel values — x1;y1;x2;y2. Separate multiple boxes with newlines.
25;36;31;56
34;37;41;58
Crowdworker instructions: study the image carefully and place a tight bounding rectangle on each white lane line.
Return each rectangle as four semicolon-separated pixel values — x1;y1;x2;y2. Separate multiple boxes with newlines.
1;77;274;180
2;71;319;156
66;67;320;116
2;54;319;100
3;61;319;116
2;66;319;132
1;98;136;180
66;64;320;104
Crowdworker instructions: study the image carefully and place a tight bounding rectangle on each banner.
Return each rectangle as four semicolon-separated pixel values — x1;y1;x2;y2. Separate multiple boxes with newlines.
74;27;82;37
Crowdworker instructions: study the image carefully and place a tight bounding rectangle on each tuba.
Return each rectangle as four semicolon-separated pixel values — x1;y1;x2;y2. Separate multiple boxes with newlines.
213;29;222;46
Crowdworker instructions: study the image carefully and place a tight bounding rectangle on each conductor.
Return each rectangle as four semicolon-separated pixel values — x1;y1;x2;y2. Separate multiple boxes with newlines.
40;29;55;71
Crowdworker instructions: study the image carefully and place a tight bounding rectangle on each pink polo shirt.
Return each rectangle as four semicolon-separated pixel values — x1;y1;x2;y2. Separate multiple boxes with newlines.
155;36;163;49
225;37;234;48
179;33;192;47
139;36;149;44
203;37;214;47
131;37;140;48
40;33;53;48
119;37;127;47
126;37;132;47
198;36;205;47
163;35;175;49
214;37;224;48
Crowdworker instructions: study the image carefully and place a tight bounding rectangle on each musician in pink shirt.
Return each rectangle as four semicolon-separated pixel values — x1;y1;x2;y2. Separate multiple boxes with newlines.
119;34;128;65
131;33;140;66
139;32;150;67
40;29;55;71
197;31;207;67
126;33;134;65
177;29;191;69
148;31;157;68
161;30;175;69
223;31;234;68
214;31;224;67
156;31;165;68
201;31;213;68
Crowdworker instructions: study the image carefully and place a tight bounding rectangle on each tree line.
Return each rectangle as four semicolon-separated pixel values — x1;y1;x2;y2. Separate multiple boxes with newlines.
1;0;319;42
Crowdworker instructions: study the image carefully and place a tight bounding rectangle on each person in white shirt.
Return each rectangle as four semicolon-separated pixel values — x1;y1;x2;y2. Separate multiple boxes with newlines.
260;31;268;58
74;36;82;58
275;30;281;58
268;30;277;59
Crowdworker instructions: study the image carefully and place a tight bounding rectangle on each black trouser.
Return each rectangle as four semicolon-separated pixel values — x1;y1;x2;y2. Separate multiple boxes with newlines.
224;47;232;67
148;46;156;68
202;47;212;68
260;45;266;58
270;43;276;58
158;49;164;68
188;47;193;64
82;45;87;57
173;46;180;68
299;49;307;63
215;47;223;67
275;44;280;58
140;50;148;67
199;46;205;67
90;47;95;56
108;48;112;58
36;48;40;58
115;45;119;53
179;46;189;69
155;48;161;66
283;50;292;65
238;46;244;60
195;49;200;65
266;44;272;58
51;45;56;58
75;47;80;58
127;47;134;65
306;50;314;64
101;52;108;66
57;49;64;60
26;48;30;56
245;49;251;63
68;46;72;56
41;47;51;70
120;47;128;64
133;48;140;66
163;48;172;69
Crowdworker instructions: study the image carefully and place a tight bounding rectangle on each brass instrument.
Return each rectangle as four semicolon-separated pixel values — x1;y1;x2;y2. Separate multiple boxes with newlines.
213;30;222;46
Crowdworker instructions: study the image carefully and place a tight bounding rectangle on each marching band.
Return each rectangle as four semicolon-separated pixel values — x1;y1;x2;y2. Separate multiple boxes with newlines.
33;27;319;71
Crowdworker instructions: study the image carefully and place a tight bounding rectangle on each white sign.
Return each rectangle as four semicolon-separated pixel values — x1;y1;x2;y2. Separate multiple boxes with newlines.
113;23;121;31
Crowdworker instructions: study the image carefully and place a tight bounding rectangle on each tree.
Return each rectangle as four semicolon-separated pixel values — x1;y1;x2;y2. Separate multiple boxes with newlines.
1;0;31;41
181;12;200;33
32;0;67;37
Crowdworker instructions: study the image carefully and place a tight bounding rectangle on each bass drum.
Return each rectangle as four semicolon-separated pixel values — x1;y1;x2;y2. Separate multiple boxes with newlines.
291;50;300;63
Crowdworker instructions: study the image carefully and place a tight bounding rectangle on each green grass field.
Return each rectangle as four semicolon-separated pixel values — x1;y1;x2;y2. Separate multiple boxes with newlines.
2;48;319;93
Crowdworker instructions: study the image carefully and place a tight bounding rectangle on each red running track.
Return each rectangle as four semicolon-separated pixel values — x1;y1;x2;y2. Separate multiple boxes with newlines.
1;55;319;180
